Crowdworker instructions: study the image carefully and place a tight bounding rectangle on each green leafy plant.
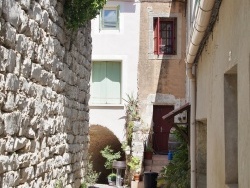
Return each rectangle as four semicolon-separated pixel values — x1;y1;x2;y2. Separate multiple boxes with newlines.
144;141;153;152
123;94;140;121
127;156;141;173
64;0;106;30
108;173;117;181
54;179;63;188
82;155;101;186
100;145;121;170
157;127;190;188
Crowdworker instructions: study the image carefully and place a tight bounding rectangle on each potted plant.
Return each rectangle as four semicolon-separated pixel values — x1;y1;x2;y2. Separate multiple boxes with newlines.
107;173;116;186
144;142;153;160
127;156;141;182
100;145;121;185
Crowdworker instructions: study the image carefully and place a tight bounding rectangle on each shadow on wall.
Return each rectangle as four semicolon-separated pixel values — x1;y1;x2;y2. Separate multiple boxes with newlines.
89;125;125;184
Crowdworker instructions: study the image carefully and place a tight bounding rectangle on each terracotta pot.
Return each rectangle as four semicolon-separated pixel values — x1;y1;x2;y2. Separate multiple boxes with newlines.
144;151;153;160
133;173;141;182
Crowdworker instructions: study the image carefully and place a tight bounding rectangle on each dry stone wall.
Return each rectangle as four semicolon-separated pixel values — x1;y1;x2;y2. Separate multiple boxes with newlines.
0;0;91;187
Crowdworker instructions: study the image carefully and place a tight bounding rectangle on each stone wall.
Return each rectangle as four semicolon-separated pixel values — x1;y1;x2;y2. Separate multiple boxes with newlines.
0;0;91;187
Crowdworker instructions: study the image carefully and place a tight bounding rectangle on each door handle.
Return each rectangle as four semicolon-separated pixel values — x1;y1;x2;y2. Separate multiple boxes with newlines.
161;127;162;132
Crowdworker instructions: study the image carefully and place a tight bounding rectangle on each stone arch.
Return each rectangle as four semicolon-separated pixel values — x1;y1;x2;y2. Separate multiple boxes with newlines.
89;124;125;184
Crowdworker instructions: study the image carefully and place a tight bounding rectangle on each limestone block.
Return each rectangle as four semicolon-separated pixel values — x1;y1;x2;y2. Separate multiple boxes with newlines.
2;170;20;187
37;0;50;9
24;19;35;37
40;10;49;30
16;93;29;112
5;137;29;152
0;91;6;108
2;91;16;112
0;155;8;174
48;6;58;22
29;2;42;24
26;40;36;60
2;0;21;29
14;53;21;77
19;166;34;183
66;134;74;144
3;22;16;49
35;161;46;177
16;182;29;188
48;20;58;37
18;9;28;34
0;73;5;90
17;153;31;168
39;70;50;86
54;155;63;168
30;63;42;82
19;0;30;11
40;147;50;160
57;26;66;45
62;153;72;165
3;112;21;136
5;73;19;92
16;34;28;56
74;136;85;144
21;58;32;78
45;159;54;173
0;47;16;73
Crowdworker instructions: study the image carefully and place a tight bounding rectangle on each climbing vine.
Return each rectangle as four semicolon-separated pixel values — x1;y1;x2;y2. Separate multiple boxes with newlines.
64;0;106;30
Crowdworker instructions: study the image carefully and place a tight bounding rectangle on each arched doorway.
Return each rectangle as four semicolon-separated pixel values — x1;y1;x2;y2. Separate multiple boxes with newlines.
88;125;124;183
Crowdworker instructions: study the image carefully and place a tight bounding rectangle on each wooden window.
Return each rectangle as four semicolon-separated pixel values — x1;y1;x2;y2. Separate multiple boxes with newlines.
91;61;121;104
154;17;177;55
100;6;120;30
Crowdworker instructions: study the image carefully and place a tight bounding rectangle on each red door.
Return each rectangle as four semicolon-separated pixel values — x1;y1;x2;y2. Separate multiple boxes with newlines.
153;105;174;154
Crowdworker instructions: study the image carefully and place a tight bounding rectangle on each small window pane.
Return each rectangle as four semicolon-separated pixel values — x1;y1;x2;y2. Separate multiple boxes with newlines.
102;8;119;29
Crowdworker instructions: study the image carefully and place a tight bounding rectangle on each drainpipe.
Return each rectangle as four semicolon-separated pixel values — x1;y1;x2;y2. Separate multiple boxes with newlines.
186;0;215;188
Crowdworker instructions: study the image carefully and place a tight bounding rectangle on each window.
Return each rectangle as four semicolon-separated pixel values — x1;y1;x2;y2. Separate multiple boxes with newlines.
154;17;177;55
101;7;120;30
91;61;121;104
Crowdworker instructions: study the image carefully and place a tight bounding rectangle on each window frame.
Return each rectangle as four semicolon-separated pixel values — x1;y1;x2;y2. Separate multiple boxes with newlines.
154;17;177;55
90;61;122;105
148;13;182;60
100;6;120;30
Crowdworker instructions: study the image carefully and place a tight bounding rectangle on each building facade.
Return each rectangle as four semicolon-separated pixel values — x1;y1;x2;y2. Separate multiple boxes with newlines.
137;0;187;154
90;0;140;142
186;0;250;187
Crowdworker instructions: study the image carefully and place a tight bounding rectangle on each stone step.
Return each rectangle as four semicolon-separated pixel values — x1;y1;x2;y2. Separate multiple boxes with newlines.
144;166;164;174
144;159;169;166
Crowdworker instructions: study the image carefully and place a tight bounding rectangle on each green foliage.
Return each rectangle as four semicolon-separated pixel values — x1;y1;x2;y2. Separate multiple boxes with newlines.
127;156;140;172
83;155;101;186
157;128;190;188
80;182;87;188
64;0;106;30
123;94;140;121
108;173;117;181
54;179;63;188
100;145;121;170
144;141;153;152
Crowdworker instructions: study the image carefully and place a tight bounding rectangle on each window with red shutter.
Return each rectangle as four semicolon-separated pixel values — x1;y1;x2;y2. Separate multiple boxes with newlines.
154;17;177;55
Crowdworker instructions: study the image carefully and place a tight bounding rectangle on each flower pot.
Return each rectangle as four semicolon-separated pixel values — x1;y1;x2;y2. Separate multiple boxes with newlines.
144;151;153;160
133;173;141;182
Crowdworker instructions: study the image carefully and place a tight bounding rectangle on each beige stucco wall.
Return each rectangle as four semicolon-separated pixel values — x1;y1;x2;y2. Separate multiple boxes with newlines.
138;1;186;125
195;0;250;187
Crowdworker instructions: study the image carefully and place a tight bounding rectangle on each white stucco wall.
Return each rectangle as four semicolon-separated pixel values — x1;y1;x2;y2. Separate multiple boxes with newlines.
194;0;250;187
90;0;140;142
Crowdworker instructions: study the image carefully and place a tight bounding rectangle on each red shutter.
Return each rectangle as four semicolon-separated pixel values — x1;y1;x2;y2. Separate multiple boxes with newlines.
157;17;160;55
154;17;160;55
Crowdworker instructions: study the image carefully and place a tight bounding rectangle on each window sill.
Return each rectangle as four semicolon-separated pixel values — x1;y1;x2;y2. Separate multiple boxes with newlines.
148;53;181;60
89;104;124;109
